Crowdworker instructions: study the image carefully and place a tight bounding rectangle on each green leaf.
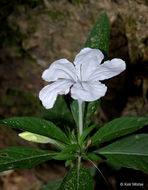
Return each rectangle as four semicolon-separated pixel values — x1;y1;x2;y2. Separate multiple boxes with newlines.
79;124;96;145
68;129;77;144
0;117;69;144
84;100;100;129
95;134;148;172
53;143;78;160
19;132;65;150
58;164;94;190
85;152;102;162
61;144;78;153
43;96;74;127
85;12;110;56
53;153;76;161
65;160;73;167
40;179;63;190
91;117;148;146
70;100;85;132
0;146;56;172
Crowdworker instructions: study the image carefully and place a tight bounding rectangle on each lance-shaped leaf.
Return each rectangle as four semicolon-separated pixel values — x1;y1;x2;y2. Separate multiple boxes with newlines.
53;142;78;161
91;117;148;146
70;100;85;132
0;146;56;172
85;12;110;57
0;117;69;144
79;124;96;145
95;134;148;172
40;179;63;190
61;144;78;153
19;132;65;150
53;153;76;161
58;164;94;190
83;13;109;131
65;160;73;167
85;152;102;162
84;100;100;129
43;96;74;127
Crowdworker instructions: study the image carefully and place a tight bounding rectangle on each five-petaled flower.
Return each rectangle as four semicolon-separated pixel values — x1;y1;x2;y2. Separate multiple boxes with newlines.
39;48;126;109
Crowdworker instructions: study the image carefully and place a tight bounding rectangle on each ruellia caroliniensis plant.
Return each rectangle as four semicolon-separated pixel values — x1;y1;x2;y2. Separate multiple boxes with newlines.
0;13;148;190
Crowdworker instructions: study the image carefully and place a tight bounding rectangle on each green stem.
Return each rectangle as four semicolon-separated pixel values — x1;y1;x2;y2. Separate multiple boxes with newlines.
78;100;83;136
77;156;81;190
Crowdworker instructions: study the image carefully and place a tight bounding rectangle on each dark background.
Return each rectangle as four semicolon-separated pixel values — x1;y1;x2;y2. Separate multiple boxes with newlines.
0;0;148;189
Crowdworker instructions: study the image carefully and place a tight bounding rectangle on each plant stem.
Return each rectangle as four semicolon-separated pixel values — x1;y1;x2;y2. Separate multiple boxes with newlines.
78;100;83;136
77;156;81;190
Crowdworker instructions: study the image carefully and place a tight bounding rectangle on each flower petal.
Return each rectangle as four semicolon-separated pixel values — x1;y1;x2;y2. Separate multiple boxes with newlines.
39;79;73;109
42;58;76;82
74;48;104;81
71;81;107;102
90;58;126;81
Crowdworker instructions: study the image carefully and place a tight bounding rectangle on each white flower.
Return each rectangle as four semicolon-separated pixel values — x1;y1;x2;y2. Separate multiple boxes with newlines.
39;48;126;109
